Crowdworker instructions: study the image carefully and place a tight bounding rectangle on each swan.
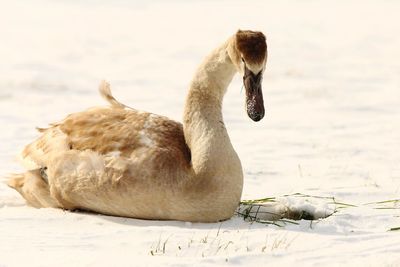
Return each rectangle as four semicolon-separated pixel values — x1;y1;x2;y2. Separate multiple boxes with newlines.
8;30;267;222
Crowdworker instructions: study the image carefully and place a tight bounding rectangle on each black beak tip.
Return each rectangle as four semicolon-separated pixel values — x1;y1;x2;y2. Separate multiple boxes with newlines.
249;111;265;122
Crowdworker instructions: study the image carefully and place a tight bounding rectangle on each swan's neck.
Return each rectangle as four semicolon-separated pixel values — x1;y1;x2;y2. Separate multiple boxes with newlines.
183;39;240;178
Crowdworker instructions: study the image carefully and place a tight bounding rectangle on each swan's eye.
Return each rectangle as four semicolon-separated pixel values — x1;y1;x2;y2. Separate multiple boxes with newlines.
241;57;245;63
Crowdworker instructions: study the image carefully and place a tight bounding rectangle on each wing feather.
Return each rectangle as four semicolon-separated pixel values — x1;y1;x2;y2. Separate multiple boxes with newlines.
99;80;134;110
20;127;70;170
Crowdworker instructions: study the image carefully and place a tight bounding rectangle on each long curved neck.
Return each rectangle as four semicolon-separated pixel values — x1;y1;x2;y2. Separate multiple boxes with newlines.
183;38;239;176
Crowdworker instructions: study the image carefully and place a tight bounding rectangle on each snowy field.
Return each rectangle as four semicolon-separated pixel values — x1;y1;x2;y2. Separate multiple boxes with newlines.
1;0;400;266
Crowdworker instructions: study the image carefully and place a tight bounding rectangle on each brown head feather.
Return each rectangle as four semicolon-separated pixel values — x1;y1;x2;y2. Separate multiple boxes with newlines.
235;30;267;65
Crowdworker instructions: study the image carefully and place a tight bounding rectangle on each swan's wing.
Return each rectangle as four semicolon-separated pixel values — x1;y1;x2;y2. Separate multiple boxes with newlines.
20;81;191;177
20;81;133;170
19;107;141;170
20;107;190;171
20;126;70;170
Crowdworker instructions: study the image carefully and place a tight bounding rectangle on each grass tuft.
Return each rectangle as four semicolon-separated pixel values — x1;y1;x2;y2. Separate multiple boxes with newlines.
238;193;400;227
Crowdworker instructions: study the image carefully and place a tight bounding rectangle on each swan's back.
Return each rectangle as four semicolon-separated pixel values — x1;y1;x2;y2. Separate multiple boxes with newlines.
22;107;192;178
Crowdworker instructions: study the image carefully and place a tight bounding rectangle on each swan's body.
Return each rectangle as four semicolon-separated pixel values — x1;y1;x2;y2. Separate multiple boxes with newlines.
8;30;267;222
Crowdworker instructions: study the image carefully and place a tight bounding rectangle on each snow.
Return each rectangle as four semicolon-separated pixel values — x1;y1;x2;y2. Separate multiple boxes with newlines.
1;0;399;266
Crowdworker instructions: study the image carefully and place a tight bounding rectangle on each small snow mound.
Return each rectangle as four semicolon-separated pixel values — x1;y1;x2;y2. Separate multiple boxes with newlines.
277;195;335;220
237;194;335;222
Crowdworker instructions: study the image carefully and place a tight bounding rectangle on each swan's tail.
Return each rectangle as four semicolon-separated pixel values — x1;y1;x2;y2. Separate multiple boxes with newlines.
6;173;25;191
7;171;59;208
99;80;134;110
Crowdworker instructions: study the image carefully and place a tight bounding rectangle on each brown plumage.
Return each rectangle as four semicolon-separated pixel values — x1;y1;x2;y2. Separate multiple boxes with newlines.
8;30;268;222
236;30;267;65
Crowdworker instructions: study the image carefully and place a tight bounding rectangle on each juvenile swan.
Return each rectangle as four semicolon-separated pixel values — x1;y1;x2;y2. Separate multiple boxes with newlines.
8;30;267;222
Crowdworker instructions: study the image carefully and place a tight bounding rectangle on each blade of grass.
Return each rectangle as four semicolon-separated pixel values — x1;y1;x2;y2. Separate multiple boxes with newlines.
365;199;400;205
330;201;357;208
240;197;276;205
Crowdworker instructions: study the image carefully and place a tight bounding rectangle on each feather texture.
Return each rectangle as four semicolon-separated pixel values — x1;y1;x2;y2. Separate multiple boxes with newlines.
8;30;267;222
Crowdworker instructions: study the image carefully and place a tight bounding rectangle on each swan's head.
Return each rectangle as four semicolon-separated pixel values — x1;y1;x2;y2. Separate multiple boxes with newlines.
229;30;267;122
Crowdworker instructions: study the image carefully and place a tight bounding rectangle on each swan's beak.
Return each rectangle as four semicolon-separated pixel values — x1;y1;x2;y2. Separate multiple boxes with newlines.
243;66;265;122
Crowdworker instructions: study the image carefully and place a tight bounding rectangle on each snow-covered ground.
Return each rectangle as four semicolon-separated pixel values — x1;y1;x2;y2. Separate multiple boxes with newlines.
1;0;399;266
